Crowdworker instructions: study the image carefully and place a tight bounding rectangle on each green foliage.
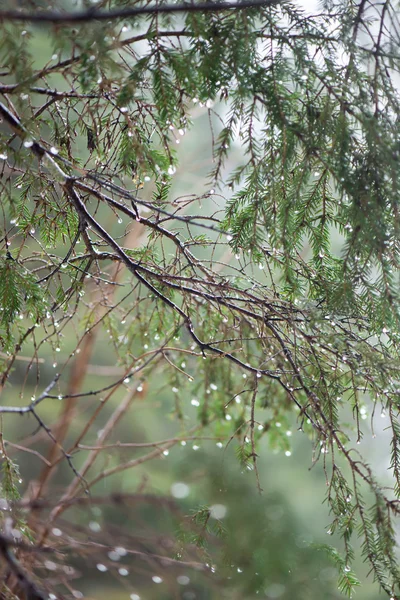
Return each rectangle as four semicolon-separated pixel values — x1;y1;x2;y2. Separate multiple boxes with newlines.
1;0;400;598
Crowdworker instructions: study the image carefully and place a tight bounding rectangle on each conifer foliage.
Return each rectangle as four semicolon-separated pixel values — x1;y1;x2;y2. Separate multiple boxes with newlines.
0;0;400;597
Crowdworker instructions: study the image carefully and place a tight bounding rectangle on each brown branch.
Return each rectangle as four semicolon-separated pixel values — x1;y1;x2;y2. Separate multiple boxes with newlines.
0;0;280;23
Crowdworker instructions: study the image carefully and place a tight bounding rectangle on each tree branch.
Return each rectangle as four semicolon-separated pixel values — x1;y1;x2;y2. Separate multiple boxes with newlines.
0;0;280;23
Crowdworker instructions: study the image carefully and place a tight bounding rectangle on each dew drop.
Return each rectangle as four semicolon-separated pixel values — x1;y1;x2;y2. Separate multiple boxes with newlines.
171;482;190;498
97;564;107;572
210;504;227;519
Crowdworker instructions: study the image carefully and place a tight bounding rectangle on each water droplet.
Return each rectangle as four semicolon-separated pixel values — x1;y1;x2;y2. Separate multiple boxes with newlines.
162;450;169;456
191;399;199;406
210;504;227;519
168;165;176;175
124;378;130;384
89;521;101;532
137;385;143;392
119;568;129;576
0;153;7;160
285;450;292;457
171;482;190;498
118;218;123;224
210;383;218;391
172;386;179;393
152;576;163;584
130;595;140;600
344;565;351;573
177;575;190;585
